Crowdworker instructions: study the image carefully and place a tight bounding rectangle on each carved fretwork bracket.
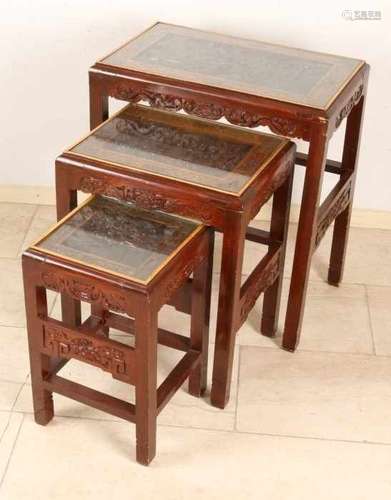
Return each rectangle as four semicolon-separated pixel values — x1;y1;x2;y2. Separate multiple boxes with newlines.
238;248;281;328
315;179;352;248
108;86;312;140
160;252;206;307
335;84;364;129
247;155;293;222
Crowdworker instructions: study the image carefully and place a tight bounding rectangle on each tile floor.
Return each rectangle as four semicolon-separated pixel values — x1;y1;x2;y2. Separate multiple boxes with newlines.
0;201;390;499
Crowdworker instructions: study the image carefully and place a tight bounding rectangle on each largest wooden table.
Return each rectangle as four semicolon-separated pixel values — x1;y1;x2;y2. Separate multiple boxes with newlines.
88;21;369;395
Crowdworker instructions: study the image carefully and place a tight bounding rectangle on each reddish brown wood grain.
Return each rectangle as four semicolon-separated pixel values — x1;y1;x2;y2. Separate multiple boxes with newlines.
22;224;213;465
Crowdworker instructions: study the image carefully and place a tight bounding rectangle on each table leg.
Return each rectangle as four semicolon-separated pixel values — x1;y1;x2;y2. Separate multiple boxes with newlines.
211;213;246;409
189;230;214;396
135;304;158;465
282;126;329;351
22;266;54;425
89;74;108;130
261;170;294;336
328;96;365;285
55;174;81;327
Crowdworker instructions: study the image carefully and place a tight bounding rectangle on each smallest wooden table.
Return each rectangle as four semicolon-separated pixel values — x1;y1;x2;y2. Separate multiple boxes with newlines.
22;195;213;464
56;103;295;408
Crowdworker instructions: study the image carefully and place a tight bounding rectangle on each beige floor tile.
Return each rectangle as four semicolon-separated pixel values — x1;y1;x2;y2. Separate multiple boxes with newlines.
14;337;238;432
247;221;391;286
0;327;30;383
0;382;23;411
19;205;57;252
0;259;56;327
236;280;373;354
367;286;391;355
0;259;28;328
2;416;391;500
0;412;24;482
0;203;37;259
237;348;391;443
311;226;391;286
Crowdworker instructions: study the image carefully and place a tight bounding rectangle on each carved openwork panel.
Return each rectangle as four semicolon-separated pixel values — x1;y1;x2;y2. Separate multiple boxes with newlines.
335;84;364;128
160;252;206;307
238;249;281;327
42;321;135;382
41;271;128;314
315;180;352;248
108;85;311;140
78;176;220;226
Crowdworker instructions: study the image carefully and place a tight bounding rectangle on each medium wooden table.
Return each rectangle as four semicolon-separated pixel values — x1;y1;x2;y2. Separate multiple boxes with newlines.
56;103;295;408
88;22;369;361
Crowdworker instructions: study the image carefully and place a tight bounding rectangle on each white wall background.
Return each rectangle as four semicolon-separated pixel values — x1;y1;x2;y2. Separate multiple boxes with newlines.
0;0;390;210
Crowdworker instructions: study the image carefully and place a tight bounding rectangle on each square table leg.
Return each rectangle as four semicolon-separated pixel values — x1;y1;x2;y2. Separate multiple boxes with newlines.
328;96;366;285
283;96;366;352
22;265;54;425
89;74;109;130
55;171;81;328
261;170;294;336
282;125;329;351
135;303;158;466
211;213;246;409
189;230;214;397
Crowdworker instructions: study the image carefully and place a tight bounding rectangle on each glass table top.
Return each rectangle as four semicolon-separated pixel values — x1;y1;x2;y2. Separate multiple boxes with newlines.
100;23;364;109
69;104;287;195
33;196;200;283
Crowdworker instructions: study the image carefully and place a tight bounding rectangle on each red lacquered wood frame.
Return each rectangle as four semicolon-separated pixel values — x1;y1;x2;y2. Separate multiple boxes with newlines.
89;41;369;356
56;140;295;408
22;223;213;465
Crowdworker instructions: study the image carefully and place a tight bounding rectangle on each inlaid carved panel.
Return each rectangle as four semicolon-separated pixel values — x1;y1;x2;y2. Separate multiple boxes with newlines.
42;322;134;382
72;101;287;194
101;23;364;109
35;197;199;282
114;117;251;171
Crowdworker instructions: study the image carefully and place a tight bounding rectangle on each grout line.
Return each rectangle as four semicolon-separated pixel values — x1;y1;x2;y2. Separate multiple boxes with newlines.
0;200;54;207
0;413;24;492
236;343;387;358
5;398;391;450
16;204;39;256
0;378;26;386
5;408;391;449
0;376;28;488
22;411;391;449
0;324;25;329
233;429;391;448
364;285;377;355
